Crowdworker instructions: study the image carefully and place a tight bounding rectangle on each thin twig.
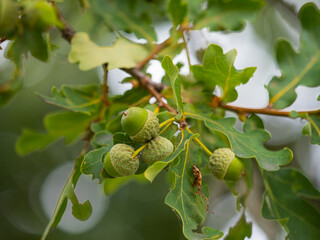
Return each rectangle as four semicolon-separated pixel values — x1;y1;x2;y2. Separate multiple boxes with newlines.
51;2;75;43
122;67;164;93
136;38;173;69
219;102;320;117
182;31;192;69
122;68;176;113
102;64;110;107
41;139;91;240
0;37;6;50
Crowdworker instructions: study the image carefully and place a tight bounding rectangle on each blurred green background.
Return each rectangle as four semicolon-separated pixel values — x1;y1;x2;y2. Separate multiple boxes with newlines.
1;1;320;240
0;2;185;239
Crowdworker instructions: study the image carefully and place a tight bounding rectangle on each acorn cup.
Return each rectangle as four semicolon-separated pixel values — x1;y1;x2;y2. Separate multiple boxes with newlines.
121;107;159;143
209;148;244;182
104;144;139;177
142;136;174;164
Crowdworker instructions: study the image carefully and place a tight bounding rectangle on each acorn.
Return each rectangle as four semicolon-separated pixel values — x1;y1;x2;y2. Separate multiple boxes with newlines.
121;107;159;143
142;136;174;164
209;148;244;182
104;144;139;177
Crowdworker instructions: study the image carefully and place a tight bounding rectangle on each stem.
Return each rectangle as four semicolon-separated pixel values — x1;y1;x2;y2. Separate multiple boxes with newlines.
52;2;75;43
129;95;152;108
186;127;213;156
182;31;191;69
41;141;90;240
41;171;73;240
159;117;175;128
101;64;110;107
219;102;320;117
159;122;173;135
122;68;177;114
136;37;173;69
132;144;147;158
154;106;160;114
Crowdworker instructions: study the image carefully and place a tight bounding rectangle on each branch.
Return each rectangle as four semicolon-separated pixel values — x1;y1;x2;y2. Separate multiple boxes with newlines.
52;2;75;43
122;68;177;114
101;64;110;107
136;38;172;69
219;102;320;117
135;23;191;70
0;37;6;50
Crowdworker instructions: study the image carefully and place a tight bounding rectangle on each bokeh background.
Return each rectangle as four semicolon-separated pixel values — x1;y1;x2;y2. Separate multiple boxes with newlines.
1;0;320;239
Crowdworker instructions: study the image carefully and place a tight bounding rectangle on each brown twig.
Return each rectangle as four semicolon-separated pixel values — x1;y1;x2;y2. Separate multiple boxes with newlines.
218;102;320;117
0;37;6;50
101;63;110;107
51;2;75;43
136;38;173;70
122;67;165;93
122;68;176;114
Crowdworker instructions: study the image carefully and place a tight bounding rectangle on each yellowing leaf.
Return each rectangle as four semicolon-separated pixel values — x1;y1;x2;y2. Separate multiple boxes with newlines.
69;32;149;70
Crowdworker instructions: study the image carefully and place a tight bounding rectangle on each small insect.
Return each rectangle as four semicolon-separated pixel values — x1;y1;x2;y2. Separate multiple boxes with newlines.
192;164;214;214
192;164;202;191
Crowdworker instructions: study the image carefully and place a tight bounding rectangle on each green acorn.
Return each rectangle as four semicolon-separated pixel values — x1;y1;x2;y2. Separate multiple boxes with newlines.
142;136;174;164
104;144;139;177
209;148;244;182
121;107;159;143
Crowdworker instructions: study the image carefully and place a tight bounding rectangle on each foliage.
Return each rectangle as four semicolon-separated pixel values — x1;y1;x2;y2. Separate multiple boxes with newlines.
1;0;320;240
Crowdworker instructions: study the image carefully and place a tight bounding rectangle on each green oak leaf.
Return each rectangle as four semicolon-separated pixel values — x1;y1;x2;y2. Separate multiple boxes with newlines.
168;0;187;27
16;111;93;155
44;111;94;144
267;3;320;109
69;32;149;70
69;188;92;221
194;0;264;31
225;213;252;240
144;129;195;182
15;129;58;155
113;132;143;150
243;113;264;132
51;197;68;228
165;141;224;240
0;72;23;107
161;56;184;119
92;131;113;148
81;146;112;183
38;84;102;115
184;112;293;170
8;29;48;63
191;44;256;103
262;168;320;240
185;0;206;20
42;156;91;239
103;174;147;195
91;0;157;43
302;113;320;145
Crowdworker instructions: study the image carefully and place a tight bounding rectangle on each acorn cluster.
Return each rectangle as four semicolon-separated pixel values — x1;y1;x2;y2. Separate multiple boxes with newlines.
104;107;173;177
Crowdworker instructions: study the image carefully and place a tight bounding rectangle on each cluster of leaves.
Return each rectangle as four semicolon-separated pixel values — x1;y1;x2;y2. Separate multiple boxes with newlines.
0;0;63;106
2;0;320;239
